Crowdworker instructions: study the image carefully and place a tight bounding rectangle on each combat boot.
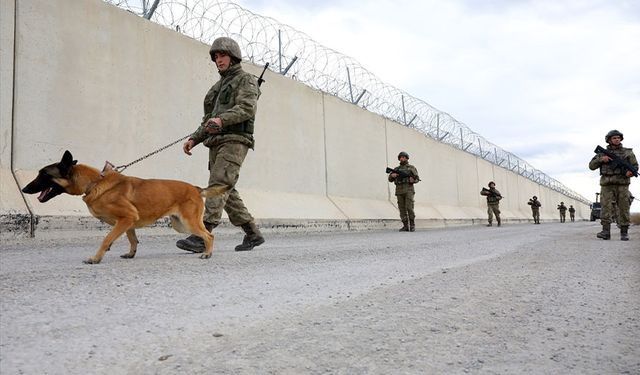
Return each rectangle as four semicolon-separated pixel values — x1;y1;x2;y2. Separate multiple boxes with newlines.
176;222;216;253
399;220;409;232
409;219;415;232
620;226;629;241
596;224;611;240
497;217;501;227
486;221;492;227
235;221;265;251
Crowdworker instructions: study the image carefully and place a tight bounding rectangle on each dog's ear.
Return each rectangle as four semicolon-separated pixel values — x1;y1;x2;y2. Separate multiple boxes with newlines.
59;150;76;177
61;150;73;164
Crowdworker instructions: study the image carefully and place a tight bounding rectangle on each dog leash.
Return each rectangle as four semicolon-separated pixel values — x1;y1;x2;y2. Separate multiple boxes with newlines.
114;134;191;173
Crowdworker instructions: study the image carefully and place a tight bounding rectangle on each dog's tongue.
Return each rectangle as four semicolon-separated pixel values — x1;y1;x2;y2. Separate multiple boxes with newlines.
37;188;51;202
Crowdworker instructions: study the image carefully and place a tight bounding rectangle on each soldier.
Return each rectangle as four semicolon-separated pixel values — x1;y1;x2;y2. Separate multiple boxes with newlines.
589;129;638;241
557;202;567;223
176;37;265;252
527;196;541;224
388;151;420;231
568;205;576;222
480;181;502;227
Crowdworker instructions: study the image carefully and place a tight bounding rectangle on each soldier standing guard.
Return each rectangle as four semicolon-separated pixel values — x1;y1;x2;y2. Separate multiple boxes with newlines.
176;36;265;252
568;205;576;222
589;129;638;241
480;181;502;227
557;202;567;223
528;196;541;224
388;151;420;232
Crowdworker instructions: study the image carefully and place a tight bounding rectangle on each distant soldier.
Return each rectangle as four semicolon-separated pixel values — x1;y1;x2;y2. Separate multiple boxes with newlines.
480;181;502;227
568;205;576;222
557;202;567;223
589;129;638;241
528;196;541;224
388;151;420;232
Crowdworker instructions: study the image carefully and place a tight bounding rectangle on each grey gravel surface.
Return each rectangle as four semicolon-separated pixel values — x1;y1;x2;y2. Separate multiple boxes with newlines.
1;222;638;374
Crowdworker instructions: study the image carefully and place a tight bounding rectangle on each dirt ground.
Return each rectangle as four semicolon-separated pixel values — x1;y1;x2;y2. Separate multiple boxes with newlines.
1;221;638;374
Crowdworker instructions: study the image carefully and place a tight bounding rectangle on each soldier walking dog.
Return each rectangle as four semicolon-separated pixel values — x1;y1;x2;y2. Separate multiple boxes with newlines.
177;37;265;253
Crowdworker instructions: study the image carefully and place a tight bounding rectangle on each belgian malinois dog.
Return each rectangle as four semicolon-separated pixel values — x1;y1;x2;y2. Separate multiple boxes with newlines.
22;150;227;264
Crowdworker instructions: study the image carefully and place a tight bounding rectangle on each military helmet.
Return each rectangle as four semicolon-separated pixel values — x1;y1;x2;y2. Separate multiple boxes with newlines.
532;196;537;199
209;37;242;61
605;129;623;143
397;151;410;160
488;181;495;186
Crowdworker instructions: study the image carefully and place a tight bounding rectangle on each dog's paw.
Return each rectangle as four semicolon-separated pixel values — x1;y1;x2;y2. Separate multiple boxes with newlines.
83;258;101;264
120;253;135;259
199;253;212;259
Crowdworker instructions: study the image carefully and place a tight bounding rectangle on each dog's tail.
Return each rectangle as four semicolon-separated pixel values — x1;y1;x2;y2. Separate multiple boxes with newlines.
198;185;231;198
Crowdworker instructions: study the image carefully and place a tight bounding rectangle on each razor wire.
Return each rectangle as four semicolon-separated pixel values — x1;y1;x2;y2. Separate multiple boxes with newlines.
103;0;590;204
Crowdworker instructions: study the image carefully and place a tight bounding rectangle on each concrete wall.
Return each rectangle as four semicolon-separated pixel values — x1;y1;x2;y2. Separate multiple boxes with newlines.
0;0;590;239
0;0;32;237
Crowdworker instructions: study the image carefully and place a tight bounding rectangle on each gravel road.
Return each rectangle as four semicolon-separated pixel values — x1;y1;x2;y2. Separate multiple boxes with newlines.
1;222;638;374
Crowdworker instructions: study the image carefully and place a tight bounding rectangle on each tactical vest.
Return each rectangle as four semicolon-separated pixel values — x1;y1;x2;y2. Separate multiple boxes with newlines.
592;145;637;186
202;65;257;137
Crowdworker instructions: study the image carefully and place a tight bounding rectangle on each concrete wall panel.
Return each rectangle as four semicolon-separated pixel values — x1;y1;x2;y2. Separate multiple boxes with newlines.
324;95;397;218
0;0;31;237
384;120;446;220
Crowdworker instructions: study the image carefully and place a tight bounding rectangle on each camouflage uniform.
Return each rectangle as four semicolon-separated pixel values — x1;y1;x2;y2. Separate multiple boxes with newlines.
568;206;575;222
388;158;420;231
190;63;258;228
527;197;541;224
589;130;638;240
480;183;502;226
177;37;264;252
557;203;567;223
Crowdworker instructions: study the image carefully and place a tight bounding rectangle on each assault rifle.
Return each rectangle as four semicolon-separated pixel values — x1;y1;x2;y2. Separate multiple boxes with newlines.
594;145;638;177
386;167;414;180
481;187;502;199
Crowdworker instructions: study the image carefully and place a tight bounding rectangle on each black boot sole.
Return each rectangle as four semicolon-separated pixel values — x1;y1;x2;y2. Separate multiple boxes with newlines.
176;240;205;253
235;237;265;251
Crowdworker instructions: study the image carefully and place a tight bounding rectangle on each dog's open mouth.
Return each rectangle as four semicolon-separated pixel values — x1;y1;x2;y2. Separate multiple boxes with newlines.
38;187;53;202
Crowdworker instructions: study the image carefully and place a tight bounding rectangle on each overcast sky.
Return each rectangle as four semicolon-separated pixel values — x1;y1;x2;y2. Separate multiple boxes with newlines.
233;0;640;209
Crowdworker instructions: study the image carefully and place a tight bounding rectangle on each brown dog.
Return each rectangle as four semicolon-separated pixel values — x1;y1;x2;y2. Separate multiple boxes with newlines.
22;150;227;264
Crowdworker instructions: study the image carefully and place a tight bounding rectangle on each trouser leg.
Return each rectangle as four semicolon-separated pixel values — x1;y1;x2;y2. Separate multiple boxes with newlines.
599;185;615;226
406;191;415;231
203;142;250;225
493;205;501;226
397;194;409;231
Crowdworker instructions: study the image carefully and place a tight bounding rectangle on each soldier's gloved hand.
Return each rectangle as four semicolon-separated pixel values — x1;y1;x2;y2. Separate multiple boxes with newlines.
205;118;223;133
601;155;611;163
390;173;398;178
626;171;634;177
409;177;415;183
